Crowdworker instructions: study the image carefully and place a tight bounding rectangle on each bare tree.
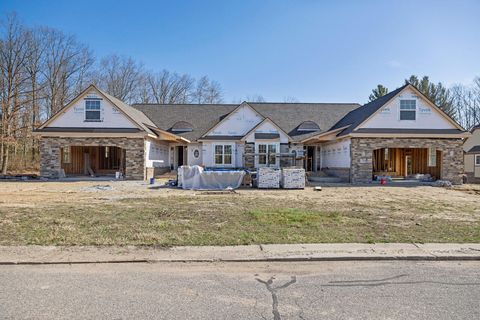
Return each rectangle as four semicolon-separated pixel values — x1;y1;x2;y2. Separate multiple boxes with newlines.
451;80;480;129
192;76;223;103
0;13;31;174
96;54;142;103
41;27;94;117
0;12;227;174
146;70;195;104
23;27;47;162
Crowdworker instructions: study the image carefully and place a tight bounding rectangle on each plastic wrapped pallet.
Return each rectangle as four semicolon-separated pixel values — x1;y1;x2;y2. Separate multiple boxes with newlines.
258;167;281;189
281;168;305;189
177;165;245;190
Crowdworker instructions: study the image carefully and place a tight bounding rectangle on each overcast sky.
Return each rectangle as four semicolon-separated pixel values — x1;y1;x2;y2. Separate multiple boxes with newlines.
1;0;479;103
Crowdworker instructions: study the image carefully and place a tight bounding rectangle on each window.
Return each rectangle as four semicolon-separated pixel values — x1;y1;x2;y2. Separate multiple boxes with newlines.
85;99;101;121
428;147;436;167
62;147;71;164
214;145;232;165
400;100;416;120
384;148;389;161
475;155;480;166
258;144;267;165
257;143;278;166
268;144;277;164
105;146;109;159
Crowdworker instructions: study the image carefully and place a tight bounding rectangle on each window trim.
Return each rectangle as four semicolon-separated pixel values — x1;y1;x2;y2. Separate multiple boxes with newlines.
428;147;437;167
84;99;102;122
475;154;480;167
213;144;234;166
399;99;417;121
255;142;279;168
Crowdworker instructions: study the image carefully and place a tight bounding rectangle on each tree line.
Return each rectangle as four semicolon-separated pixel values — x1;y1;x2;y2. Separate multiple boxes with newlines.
0;13;223;174
369;75;480;130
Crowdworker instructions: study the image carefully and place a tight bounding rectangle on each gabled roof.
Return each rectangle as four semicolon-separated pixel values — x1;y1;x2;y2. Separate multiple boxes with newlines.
38;84;158;135
330;84;409;136
132;102;359;142
332;83;465;137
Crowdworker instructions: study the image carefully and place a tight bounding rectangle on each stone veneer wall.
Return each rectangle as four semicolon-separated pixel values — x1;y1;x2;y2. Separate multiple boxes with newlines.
350;138;464;184
40;137;145;180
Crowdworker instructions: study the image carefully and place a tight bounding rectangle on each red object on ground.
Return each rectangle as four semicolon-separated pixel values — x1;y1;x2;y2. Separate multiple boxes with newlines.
380;178;386;185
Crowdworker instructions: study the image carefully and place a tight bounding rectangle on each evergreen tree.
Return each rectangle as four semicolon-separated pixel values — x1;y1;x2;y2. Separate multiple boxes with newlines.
405;75;455;117
368;84;389;101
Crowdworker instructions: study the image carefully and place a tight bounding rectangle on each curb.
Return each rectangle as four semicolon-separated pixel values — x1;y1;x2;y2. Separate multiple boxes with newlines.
2;255;480;265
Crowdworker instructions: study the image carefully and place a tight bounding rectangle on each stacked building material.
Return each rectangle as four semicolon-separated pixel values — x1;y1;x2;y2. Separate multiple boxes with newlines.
258;167;281;189
281;168;306;189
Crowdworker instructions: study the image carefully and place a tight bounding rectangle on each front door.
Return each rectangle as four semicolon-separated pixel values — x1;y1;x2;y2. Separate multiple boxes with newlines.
177;146;184;167
304;146;315;172
405;155;413;176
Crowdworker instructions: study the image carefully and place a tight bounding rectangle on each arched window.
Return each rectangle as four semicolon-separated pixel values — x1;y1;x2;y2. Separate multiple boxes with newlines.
171;121;193;132
297;121;320;132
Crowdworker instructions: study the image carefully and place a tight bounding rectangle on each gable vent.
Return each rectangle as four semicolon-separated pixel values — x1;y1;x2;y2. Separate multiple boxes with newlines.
171;121;194;132
297;121;320;132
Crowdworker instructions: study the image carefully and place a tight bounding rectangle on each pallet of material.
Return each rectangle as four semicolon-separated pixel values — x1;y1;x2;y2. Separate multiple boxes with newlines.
258;167;281;189
281;168;305;189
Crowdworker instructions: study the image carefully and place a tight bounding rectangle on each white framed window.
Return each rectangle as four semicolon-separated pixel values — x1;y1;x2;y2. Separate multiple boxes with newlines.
399;100;416;120
62;147;71;164
428;147;436;167
85;99;101;122
475;154;480;166
256;143;279;167
384;148;389;161
214;144;233;165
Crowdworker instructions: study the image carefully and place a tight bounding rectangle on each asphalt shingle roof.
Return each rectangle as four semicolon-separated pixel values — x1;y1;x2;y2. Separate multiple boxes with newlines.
467;145;480;153
132;102;360;142
330;84;409;136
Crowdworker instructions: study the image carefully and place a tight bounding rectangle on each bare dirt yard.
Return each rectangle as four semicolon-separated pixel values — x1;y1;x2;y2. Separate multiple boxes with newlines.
0;179;479;246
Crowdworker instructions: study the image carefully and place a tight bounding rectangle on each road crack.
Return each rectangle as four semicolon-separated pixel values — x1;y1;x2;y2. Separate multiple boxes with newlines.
256;276;297;320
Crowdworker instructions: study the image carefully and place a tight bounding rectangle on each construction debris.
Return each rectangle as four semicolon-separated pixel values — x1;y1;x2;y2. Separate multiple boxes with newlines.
433;180;453;188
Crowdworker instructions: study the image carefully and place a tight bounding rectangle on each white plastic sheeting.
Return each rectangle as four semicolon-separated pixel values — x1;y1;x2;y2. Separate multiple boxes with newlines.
178;166;245;190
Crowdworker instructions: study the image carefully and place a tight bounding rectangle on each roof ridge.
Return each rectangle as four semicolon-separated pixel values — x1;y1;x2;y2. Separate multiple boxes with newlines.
132;102;361;107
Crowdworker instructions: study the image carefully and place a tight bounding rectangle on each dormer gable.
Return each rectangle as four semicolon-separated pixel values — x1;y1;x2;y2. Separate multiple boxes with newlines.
203;102;264;137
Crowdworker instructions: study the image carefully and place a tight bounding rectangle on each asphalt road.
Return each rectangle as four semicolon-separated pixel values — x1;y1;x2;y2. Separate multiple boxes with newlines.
0;261;479;319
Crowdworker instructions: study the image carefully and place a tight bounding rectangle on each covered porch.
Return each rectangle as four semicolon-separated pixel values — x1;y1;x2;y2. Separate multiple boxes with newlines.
61;146;125;177
372;147;442;180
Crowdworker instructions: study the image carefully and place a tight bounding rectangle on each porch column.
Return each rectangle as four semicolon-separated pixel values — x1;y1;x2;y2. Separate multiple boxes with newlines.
350;138;373;183
39;138;62;178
